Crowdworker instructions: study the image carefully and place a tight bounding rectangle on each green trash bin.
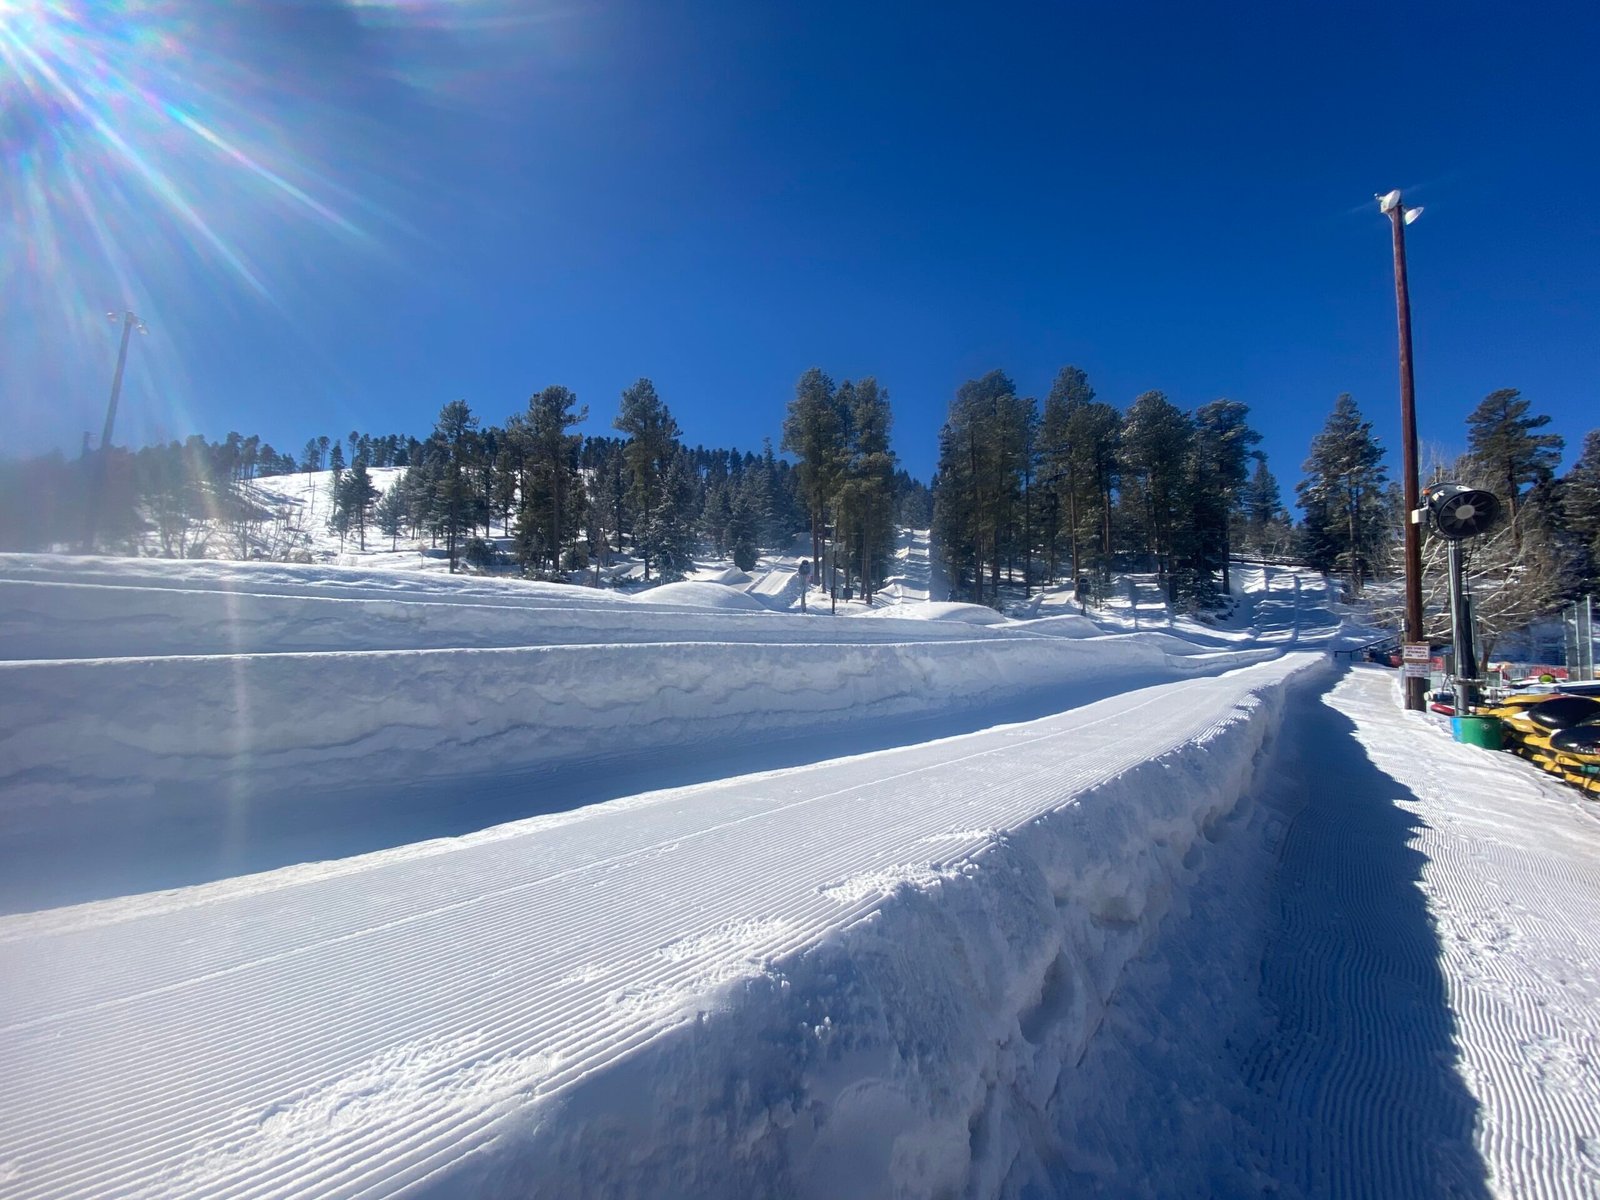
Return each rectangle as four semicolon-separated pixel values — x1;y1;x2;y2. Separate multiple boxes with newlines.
1452;715;1504;750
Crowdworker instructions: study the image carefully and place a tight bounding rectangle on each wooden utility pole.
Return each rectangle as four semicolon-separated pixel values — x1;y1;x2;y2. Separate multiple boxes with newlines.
83;310;144;553
1384;194;1427;711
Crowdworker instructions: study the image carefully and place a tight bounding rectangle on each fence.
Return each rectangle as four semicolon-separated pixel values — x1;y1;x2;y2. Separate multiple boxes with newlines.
1565;595;1595;682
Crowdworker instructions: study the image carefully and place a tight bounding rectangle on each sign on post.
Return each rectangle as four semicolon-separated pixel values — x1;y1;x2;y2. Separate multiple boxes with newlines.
1402;642;1431;679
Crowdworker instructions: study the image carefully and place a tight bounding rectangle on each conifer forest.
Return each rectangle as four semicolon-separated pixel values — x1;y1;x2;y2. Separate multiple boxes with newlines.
2;367;1595;633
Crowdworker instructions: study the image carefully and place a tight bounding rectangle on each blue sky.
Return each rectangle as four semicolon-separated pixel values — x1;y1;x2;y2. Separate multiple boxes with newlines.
4;0;1596;489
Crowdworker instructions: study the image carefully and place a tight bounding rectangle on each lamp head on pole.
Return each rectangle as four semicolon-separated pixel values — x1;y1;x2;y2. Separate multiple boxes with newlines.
1403;206;1424;225
1378;189;1402;214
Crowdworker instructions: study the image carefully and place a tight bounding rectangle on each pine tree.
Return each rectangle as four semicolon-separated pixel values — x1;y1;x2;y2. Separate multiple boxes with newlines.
1238;456;1292;559
931;371;1029;604
374;485;405;551
728;483;760;572
1118;391;1193;599
781;367;847;590
834;377;897;603
754;440;790;548
326;473;352;550
1560;429;1600;593
515;385;587;574
641;449;699;581
1190;398;1261;595
428;400;480;573
1036;367;1099;587
1465;388;1564;534
344;462;379;551
614;378;682;581
1296;394;1390;596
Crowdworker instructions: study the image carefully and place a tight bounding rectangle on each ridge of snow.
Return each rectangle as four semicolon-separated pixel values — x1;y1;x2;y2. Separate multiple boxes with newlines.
0;655;1320;1200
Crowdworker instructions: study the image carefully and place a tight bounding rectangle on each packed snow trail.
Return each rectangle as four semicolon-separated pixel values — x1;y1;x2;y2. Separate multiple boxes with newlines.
0;655;1316;1200
1027;665;1600;1199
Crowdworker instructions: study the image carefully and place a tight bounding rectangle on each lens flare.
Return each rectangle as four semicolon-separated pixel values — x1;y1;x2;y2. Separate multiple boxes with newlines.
2;0;566;453
0;2;372;305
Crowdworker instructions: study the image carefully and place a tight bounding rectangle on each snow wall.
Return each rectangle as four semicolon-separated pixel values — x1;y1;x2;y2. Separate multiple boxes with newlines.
0;638;1274;818
423;658;1322;1199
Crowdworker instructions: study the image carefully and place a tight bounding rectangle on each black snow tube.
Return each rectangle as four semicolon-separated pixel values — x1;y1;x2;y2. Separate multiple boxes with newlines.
1527;696;1600;732
1549;720;1600;756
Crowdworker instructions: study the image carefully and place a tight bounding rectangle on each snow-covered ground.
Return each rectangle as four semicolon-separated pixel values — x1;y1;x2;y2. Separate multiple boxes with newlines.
1;541;1595;1199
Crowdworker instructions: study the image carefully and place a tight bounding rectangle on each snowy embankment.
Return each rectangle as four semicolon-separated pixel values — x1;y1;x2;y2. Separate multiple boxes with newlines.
0;554;1274;820
0;650;1321;1200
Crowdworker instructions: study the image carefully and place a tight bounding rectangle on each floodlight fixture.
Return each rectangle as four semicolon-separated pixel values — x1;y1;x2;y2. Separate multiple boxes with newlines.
1404;206;1424;225
1378;189;1402;213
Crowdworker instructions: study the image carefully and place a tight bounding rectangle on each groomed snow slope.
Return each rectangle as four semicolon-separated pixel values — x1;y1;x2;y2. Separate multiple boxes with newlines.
0;653;1320;1200
0;554;1273;830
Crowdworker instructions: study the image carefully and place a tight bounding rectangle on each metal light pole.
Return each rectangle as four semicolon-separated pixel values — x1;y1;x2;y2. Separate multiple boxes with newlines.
1379;191;1427;711
83;310;148;552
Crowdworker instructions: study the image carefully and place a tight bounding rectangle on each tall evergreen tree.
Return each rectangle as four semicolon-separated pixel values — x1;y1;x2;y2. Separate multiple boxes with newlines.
1465;387;1564;533
931;371;1030;604
1559;429;1600;594
1239;455;1293;559
1118;390;1193;598
1190;398;1261;595
1296;394;1390;596
427;399;481;573
614;378;682;581
641;448;700;581
1038;366;1103;587
342;462;379;551
727;480;760;572
515;385;587;573
781;367;847;588
833;377;897;603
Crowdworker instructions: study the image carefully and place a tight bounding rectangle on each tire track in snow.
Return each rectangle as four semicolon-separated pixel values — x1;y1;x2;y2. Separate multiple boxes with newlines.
0;656;1314;1199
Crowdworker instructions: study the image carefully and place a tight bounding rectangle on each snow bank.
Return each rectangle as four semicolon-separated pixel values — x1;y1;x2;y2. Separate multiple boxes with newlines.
629;581;769;611
860;600;1011;625
422;659;1319;1199
0;653;1319;1200
0;555;1020;659
0;633;1276;816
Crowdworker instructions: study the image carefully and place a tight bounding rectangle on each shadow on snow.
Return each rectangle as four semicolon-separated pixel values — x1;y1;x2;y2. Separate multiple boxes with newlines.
1041;665;1490;1197
2;666;1198;914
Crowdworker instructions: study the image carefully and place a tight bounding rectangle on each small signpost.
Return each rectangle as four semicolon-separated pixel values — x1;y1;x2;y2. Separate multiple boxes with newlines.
1402;642;1431;679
